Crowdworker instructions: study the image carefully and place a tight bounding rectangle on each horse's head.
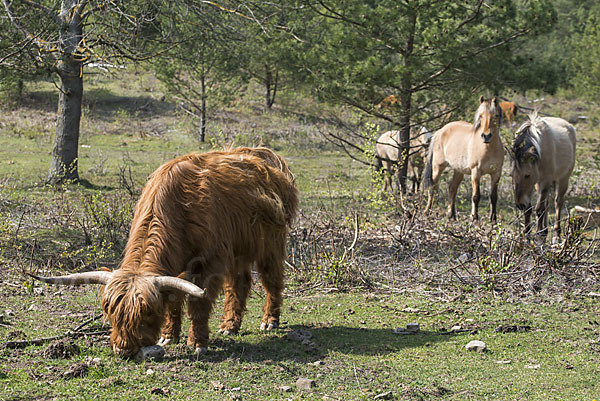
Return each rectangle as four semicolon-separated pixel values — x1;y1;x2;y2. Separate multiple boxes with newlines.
474;96;502;144
509;123;541;211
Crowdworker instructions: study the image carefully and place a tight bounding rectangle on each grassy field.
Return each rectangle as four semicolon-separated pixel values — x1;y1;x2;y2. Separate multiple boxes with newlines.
1;71;600;400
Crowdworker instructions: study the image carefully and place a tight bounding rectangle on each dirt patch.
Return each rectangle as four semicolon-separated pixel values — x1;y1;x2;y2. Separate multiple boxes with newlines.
40;338;80;359
62;361;89;379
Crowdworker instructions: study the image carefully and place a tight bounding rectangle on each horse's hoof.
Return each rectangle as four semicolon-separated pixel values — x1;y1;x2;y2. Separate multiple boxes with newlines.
194;347;208;355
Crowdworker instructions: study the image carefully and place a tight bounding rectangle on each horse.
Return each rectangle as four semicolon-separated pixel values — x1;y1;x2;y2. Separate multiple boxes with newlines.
509;113;576;242
423;96;504;221
375;126;431;192
500;101;518;127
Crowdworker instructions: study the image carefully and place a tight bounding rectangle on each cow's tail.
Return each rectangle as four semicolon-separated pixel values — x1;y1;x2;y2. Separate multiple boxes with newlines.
422;134;435;189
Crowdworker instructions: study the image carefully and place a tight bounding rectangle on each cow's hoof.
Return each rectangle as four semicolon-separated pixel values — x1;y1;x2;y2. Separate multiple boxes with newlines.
194;347;207;355
260;322;279;331
157;337;173;346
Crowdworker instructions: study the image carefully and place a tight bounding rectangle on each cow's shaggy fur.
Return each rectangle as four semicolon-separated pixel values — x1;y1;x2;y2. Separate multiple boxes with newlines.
102;147;298;356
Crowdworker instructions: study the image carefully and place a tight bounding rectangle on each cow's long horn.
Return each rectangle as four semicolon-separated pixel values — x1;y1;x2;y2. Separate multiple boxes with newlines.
28;271;112;285
154;276;205;298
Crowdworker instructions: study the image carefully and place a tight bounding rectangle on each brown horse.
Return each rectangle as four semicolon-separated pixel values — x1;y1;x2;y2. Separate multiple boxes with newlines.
424;96;504;221
500;101;518;127
375;126;431;192
509;113;576;242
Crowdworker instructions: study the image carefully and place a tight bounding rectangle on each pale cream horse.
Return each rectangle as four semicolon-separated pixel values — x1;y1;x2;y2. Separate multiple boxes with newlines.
375;126;431;192
509;113;576;242
424;96;504;221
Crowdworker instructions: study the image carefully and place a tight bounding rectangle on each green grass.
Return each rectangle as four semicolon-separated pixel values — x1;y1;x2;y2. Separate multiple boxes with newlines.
1;290;599;400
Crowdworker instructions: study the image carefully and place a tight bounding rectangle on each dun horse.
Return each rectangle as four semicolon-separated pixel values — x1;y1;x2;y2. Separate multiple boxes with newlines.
424;96;504;221
375;126;431;192
509;113;576;242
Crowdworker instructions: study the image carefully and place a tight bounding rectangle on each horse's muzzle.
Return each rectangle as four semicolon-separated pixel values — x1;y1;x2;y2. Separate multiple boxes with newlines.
481;133;493;144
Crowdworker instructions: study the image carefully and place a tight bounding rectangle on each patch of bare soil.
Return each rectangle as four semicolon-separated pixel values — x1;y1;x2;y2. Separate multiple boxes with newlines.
40;338;80;359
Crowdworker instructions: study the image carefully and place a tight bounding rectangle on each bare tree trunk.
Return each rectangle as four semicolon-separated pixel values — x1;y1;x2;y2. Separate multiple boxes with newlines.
46;0;85;185
199;65;206;142
396;9;417;195
264;64;278;109
47;63;83;184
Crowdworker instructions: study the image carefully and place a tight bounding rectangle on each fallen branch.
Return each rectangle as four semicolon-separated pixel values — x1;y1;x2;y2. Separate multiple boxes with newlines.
2;313;106;349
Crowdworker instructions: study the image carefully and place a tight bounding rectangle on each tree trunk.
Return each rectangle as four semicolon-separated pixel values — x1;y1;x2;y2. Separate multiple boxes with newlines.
264;64;278;109
199;68;206;142
396;9;417;195
47;63;83;184
46;0;85;185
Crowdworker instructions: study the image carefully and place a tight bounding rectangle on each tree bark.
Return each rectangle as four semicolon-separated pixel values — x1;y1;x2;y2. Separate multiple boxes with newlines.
264;63;278;109
396;9;417;195
199;66;206;142
46;0;85;185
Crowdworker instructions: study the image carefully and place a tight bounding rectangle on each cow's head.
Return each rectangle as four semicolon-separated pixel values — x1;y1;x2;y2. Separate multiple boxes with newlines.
29;270;204;357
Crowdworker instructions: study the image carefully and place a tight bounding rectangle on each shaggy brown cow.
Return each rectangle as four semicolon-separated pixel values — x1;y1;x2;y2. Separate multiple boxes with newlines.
30;147;299;357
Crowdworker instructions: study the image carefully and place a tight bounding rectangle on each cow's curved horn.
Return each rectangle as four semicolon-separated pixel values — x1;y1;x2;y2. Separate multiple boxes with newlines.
28;271;112;285
154;276;205;298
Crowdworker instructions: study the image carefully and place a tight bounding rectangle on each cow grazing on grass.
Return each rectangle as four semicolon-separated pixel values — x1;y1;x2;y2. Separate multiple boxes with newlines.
30;147;299;357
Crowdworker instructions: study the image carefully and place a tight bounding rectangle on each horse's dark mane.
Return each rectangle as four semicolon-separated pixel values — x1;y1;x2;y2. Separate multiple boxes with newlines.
512;118;541;163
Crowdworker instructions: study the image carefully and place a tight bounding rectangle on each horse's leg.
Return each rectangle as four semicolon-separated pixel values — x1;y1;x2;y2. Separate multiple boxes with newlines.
219;264;252;335
553;179;569;242
535;187;550;241
382;160;393;192
490;172;501;223
470;169;481;221
425;162;445;213
447;171;464;220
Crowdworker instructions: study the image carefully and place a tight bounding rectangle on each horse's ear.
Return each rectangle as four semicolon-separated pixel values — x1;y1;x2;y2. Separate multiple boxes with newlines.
479;95;485;103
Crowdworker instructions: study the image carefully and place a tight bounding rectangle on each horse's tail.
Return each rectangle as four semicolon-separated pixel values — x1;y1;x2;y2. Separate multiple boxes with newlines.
422;134;435;189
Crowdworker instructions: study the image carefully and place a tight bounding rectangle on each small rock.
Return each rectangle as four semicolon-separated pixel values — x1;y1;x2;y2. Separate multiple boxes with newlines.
296;377;316;391
450;325;462;332
5;310;14;317
230;387;241;391
374;391;393;400
495;360;511;364
465;340;486;352
525;364;540;369
211;380;225;390
392;327;407;334
280;385;293;392
134;345;165;363
406;323;420;333
312;360;325;366
0;314;4;323
27;304;38;311
145;368;155;375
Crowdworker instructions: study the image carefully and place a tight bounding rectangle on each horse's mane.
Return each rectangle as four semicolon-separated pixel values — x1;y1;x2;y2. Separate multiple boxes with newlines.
513;112;543;162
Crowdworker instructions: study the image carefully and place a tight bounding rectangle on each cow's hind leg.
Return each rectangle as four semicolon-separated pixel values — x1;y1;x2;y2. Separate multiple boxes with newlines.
257;252;285;331
187;273;224;354
219;264;252;335
158;292;184;346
